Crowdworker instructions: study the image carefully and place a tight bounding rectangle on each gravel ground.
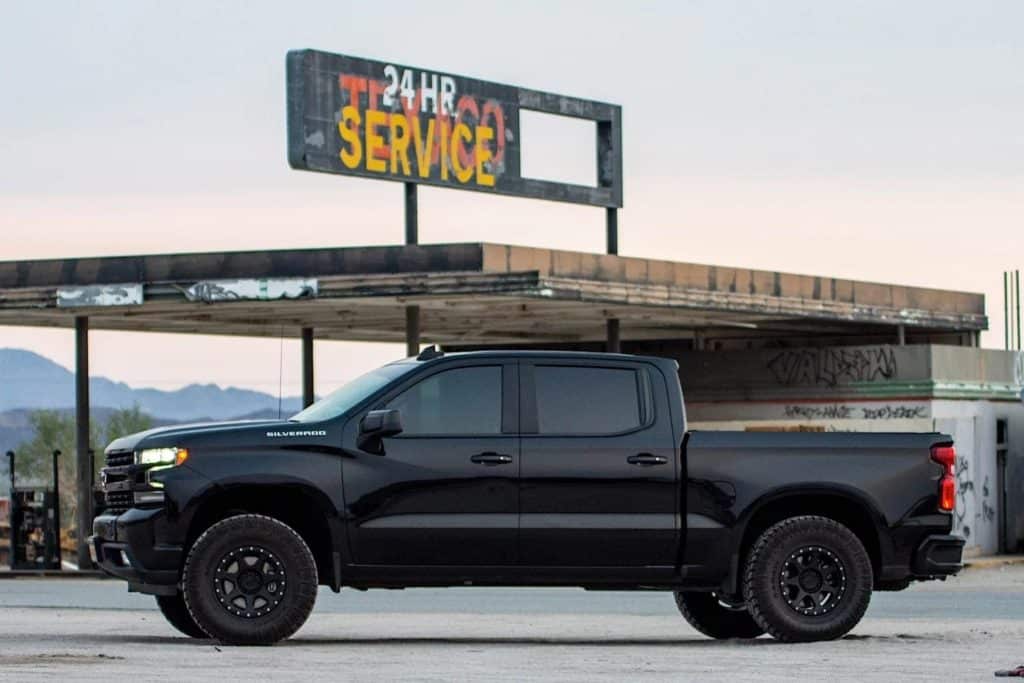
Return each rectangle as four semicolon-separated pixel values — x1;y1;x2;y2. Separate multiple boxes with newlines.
1;565;1022;681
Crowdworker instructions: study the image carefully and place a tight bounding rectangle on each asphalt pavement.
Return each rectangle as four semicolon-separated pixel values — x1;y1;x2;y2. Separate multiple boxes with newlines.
1;564;1022;681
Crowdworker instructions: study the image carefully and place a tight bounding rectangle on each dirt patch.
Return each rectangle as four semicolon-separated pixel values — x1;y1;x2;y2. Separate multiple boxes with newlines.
0;652;124;667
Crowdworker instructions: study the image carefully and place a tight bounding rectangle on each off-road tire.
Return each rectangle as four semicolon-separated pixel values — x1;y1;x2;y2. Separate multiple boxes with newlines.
156;592;208;638
673;591;764;639
743;515;872;642
183;514;318;645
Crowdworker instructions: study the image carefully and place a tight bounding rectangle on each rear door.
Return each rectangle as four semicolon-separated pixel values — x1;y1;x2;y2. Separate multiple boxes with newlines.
518;360;679;568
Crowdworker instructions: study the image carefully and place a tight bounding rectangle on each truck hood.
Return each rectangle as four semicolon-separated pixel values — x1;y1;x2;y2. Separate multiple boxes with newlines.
105;419;296;454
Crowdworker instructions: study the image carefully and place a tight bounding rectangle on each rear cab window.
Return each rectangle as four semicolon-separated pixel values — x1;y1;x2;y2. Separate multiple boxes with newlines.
531;364;652;435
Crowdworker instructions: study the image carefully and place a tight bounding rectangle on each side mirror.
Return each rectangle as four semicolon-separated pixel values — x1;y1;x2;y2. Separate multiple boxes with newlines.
357;409;403;454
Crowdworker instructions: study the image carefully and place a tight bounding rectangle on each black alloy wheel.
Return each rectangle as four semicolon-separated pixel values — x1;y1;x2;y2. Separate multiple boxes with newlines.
779;545;847;617
213;545;287;619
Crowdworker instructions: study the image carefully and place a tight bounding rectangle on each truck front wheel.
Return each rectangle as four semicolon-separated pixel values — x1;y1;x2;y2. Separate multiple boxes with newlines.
182;514;318;645
673;591;764;639
743;515;872;642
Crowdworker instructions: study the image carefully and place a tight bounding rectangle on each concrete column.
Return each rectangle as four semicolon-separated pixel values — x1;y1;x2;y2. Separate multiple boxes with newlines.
406;305;421;357
897;324;906;346
301;327;315;408
606;318;621;353
75;316;92;570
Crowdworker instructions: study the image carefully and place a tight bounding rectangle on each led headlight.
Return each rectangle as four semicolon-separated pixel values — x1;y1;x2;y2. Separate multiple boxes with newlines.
136;447;189;466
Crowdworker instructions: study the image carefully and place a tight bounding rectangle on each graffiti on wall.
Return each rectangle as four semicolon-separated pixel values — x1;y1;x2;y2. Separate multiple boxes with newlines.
782;403;927;420
767;347;898;387
981;476;996;524
955;457;974;538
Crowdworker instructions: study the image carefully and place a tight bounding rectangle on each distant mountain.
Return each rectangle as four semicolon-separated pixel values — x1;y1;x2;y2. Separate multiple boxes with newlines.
0;348;303;421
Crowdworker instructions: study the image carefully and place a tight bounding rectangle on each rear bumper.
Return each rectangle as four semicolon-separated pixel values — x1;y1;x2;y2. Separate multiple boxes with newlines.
911;534;965;576
89;508;182;595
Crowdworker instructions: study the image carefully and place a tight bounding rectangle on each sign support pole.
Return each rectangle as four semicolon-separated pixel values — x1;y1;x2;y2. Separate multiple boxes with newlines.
606;208;617;256
405;183;420;356
606;208;620;352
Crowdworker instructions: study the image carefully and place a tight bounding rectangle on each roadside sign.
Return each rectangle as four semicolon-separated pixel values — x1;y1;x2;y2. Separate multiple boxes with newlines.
287;49;622;208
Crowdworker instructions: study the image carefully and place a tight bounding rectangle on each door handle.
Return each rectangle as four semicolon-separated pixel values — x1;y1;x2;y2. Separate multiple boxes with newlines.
627;453;668;466
470;452;513;465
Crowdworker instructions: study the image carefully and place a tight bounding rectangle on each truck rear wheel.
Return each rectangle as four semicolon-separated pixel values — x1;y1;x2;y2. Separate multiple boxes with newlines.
156;593;208;638
743;515;872;642
182;514;318;645
673;591;764;639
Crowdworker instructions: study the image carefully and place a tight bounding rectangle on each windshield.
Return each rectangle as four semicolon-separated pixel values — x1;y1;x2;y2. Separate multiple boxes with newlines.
290;362;416;423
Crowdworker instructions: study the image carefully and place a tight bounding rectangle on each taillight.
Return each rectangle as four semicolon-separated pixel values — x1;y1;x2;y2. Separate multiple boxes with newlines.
938;476;956;512
931;444;956;512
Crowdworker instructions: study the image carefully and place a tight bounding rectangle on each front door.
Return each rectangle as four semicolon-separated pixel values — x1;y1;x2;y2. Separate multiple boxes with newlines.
518;360;679;568
341;361;518;566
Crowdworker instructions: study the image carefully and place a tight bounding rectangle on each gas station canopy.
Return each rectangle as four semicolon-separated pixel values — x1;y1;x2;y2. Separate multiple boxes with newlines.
0;242;986;345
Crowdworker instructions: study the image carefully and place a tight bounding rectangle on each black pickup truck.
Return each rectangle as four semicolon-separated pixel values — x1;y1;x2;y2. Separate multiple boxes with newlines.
91;349;964;645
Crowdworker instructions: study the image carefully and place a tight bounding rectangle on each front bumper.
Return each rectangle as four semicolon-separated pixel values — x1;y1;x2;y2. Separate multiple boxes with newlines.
911;534;965;576
89;507;183;595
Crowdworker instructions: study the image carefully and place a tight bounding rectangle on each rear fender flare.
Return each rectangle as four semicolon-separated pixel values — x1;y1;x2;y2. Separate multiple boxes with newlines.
725;484;892;595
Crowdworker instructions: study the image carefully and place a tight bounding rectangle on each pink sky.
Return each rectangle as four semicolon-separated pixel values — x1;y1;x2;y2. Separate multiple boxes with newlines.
1;1;1021;396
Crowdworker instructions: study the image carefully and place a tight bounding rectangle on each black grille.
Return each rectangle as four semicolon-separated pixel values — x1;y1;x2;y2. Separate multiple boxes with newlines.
104;490;133;514
106;450;133;467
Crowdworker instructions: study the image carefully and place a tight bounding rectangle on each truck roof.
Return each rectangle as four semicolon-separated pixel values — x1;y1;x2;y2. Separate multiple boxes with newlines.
403;347;680;370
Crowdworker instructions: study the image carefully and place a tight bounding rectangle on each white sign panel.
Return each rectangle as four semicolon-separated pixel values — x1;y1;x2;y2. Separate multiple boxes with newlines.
184;278;318;303
57;284;144;308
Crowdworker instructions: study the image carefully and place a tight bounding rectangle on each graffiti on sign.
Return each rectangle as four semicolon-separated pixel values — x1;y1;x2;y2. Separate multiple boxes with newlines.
767;347;898;387
184;279;317;304
287;50;622;207
57;284;144;308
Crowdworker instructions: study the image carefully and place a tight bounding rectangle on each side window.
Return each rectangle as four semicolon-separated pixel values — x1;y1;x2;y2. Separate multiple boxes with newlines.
386;365;502;436
534;365;645;435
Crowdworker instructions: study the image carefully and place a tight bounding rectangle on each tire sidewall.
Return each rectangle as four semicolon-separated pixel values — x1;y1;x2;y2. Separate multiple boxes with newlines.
674;591;765;639
156;592;208;639
744;516;872;642
183;515;318;645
